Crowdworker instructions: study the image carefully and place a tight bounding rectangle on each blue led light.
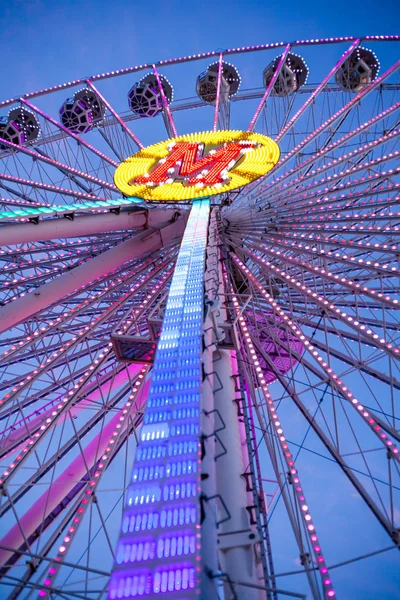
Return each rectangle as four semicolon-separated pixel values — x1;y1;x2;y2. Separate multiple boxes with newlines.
109;200;210;599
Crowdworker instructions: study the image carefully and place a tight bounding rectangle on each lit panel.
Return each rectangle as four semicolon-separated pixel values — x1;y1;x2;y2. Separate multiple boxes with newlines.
108;199;210;599
114;130;280;202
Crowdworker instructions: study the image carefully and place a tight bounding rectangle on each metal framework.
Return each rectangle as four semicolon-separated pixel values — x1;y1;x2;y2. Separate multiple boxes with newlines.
0;35;399;600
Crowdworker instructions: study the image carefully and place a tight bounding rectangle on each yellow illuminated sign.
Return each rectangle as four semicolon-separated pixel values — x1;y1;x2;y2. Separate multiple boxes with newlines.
114;130;280;202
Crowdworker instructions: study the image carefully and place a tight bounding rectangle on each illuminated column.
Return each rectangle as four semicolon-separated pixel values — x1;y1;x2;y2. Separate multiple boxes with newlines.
108;199;210;600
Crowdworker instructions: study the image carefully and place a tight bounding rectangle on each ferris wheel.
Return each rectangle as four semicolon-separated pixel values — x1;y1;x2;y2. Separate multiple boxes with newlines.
0;34;399;600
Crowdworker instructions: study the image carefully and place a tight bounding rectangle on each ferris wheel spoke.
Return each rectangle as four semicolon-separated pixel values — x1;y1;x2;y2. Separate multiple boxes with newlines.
260;124;400;207
20;99;118;168
275;301;400;343
93;126;126;163
225;186;399;236
34;147;98;195
270;195;400;226
273;60;400;173
0;137;118;196
0;388;148;600
230;95;399;214
0;281;161;453
0;238;131;305
235;246;400;357
244;296;400;441
236;312;399;589
233;254;400;448
261;229;400;257
248;308;400;440
0;364;139;491
0;360;105;440
85;80;143;150
0;221;185;334
262;170;399;214
0;345;112;451
34;367;149;597
1;249;112;295
231;298;332;599
232;259;400;545
0;250;131;335
0;373;148;596
276;39;362;143
261;151;399;211
0;333;114;417
256;300;400;342
249;242;399;311
275;221;400;239
0;341;114;490
96;106;143;163
248;44;292;132
0;196;48;210
0;172;110;205
239;199;400;237
152;64;178;138
255;233;400;279
301;331;400;394
0;183;50;207
0;257;174;485
0;256;156;368
236;231;399;263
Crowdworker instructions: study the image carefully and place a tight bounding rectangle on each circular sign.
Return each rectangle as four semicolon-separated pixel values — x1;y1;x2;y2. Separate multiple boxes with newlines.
114;130;280;202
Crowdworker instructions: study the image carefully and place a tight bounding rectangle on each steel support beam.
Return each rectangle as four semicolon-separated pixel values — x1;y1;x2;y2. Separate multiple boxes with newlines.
0;218;186;334
0;208;185;246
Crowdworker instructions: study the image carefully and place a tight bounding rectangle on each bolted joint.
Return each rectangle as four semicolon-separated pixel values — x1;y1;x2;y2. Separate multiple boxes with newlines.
300;552;311;567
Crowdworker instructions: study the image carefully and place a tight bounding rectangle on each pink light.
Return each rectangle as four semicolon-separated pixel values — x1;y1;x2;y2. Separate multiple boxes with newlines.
213;53;224;132
248;44;291;132
236;249;400;462
21;99;118;167
152;64;177;137
229;278;335;594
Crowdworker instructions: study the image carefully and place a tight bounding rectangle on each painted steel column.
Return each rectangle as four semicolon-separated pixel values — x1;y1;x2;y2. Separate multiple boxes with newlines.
200;209;220;599
0;208;184;246
108;200;210;600
0;219;185;334
213;260;264;599
214;348;263;600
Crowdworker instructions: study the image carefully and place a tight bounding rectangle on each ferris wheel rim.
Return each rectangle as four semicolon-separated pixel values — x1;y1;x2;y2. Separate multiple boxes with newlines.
0;34;399;109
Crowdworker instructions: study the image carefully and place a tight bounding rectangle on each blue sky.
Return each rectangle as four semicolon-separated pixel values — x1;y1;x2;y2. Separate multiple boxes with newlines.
0;0;398;100
0;1;399;599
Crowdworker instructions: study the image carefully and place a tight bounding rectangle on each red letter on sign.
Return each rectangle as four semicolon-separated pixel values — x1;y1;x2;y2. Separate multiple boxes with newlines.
133;141;252;187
